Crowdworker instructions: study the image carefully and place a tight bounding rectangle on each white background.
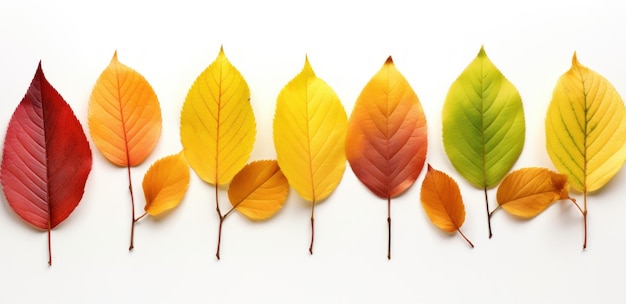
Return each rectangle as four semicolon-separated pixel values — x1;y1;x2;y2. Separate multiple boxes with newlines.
1;0;625;303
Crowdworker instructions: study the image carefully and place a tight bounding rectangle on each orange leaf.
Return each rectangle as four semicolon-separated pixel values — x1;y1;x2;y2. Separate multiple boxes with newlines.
345;56;428;258
420;165;473;247
143;152;190;216
346;56;427;199
88;51;162;167
496;167;571;219
228;160;289;221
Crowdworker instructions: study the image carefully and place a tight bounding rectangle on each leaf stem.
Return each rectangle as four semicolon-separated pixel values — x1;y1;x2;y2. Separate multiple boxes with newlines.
387;197;391;260
47;221;52;266
216;185;224;260
568;197;584;215
457;228;474;248
309;200;315;255
128;165;136;251
582;192;587;250
488;205;501;219
484;187;493;239
134;212;147;222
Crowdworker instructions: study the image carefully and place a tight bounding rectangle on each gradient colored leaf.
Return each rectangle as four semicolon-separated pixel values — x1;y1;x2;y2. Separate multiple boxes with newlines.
142;152;190;216
495;168;572;219
442;46;525;238
545;53;626;248
88;51;163;250
0;63;92;265
228;160;289;221
180;46;256;259
420;165;473;247
346;56;427;259
273;56;347;254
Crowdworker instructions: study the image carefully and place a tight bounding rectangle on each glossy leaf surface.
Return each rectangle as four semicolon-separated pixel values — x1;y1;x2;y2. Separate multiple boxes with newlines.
228;160;289;220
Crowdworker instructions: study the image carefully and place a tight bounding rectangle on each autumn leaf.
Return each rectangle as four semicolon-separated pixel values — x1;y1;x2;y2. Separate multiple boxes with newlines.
442;46;525;238
211;160;289;256
142;152;190;217
420;165;473;247
346;56;427;259
0;63;92;265
180;46;256;259
493;168;574;219
228;160;289;221
273;56;347;255
545;53;626;248
88;51;162;251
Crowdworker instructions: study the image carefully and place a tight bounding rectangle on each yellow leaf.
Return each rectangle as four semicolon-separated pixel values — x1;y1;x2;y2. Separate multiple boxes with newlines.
143;152;190;216
419;164;473;247
180;46;256;186
273;56;348;254
228;160;289;221
496;168;570;219
88;51;162;167
273;57;347;203
545;53;626;248
546;53;626;193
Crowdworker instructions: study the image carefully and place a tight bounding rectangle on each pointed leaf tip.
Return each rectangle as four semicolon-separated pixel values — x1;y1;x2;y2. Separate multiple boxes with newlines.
219;45;225;55
427;163;433;171
302;55;315;76
385;56;393;64
572;52;579;66
478;45;486;57
112;50;118;62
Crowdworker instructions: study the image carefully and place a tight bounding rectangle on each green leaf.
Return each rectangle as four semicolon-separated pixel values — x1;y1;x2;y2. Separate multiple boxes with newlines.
442;46;525;189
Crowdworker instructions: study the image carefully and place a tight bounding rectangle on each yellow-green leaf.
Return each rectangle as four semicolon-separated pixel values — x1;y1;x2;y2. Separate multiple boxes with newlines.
273;56;348;254
180;46;256;186
443;46;525;189
142;152;190;216
546;53;626;193
442;46;525;238
495;168;570;219
228;160;289;221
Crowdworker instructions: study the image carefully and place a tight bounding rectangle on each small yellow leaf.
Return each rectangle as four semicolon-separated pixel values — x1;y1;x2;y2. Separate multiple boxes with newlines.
228;160;289;221
180;46;256;186
496;167;570;219
420;165;473;247
143;152;190;216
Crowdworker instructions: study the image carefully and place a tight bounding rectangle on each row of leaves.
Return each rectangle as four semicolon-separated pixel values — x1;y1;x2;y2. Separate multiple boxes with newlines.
1;46;625;265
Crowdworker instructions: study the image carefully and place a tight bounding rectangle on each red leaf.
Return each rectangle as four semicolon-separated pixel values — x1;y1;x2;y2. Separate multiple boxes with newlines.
0;62;92;265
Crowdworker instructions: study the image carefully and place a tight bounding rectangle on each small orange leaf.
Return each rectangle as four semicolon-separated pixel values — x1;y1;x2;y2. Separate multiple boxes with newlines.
420;164;473;247
228;160;289;221
496;167;571;219
143;152;190;216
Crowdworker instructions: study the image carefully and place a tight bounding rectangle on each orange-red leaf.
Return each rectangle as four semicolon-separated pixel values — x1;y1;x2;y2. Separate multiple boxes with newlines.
88;51;162;167
228;160;289;221
346;57;427;199
496;167;571;218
